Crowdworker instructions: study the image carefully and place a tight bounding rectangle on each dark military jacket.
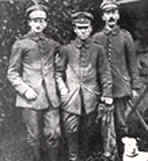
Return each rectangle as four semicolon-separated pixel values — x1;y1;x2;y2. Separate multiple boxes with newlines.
7;32;60;109
55;38;112;115
93;26;141;98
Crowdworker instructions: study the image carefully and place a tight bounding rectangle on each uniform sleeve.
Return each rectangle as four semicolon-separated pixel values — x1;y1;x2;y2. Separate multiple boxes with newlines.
7;41;32;95
124;31;142;90
92;33;103;45
53;40;60;49
55;46;68;95
98;45;112;98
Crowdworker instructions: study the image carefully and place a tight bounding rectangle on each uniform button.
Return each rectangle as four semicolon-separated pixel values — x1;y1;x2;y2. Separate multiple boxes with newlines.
108;56;111;61
108;52;111;56
109;43;112;48
108;48;112;52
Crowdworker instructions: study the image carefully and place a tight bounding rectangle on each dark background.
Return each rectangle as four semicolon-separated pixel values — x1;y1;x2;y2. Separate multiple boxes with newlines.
0;0;148;161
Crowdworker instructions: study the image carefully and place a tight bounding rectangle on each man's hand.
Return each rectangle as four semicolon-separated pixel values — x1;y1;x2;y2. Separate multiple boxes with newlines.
101;97;113;105
132;90;139;99
25;88;37;101
60;87;69;101
96;103;106;123
61;87;69;96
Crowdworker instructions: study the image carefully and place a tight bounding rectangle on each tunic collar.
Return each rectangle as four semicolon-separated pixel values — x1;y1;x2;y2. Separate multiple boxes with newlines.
104;25;120;36
24;31;47;41
24;31;49;55
72;37;91;49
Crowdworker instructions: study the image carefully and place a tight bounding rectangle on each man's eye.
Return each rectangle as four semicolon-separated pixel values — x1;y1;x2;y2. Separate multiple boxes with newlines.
106;11;110;14
41;20;46;23
33;19;38;23
32;19;43;23
77;27;88;30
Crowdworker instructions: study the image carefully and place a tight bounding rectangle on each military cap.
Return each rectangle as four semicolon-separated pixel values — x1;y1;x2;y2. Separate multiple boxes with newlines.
26;4;48;19
72;11;94;27
100;0;118;11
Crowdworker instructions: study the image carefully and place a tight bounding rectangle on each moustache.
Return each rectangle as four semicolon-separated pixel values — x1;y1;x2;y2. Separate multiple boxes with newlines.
109;18;115;22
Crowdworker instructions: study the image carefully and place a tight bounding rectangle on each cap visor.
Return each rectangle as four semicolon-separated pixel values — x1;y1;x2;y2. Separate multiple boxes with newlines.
29;10;47;19
103;4;118;11
75;23;90;27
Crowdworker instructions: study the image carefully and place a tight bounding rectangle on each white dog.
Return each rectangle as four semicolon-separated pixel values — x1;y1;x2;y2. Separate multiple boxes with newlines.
122;137;148;161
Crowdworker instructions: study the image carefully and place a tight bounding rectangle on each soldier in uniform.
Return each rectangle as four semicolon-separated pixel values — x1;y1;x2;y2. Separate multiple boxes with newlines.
55;11;113;161
93;0;141;158
7;4;61;161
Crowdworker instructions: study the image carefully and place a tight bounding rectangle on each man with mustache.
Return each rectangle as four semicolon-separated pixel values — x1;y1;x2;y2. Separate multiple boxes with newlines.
93;0;141;159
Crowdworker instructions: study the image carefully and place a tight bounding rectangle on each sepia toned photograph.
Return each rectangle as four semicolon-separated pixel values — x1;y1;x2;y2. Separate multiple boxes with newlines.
0;0;148;161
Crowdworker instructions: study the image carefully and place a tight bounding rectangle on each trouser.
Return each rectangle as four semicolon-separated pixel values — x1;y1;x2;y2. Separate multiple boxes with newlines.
22;108;61;161
114;97;129;159
114;97;129;137
61;110;96;161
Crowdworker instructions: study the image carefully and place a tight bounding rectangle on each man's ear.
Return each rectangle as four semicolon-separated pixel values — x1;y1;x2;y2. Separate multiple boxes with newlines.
43;21;47;28
116;10;120;21
121;137;128;144
102;14;105;21
73;26;77;34
28;20;31;27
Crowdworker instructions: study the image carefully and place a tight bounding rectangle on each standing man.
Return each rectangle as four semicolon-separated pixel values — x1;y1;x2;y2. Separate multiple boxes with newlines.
7;4;61;161
93;0;141;158
55;11;113;161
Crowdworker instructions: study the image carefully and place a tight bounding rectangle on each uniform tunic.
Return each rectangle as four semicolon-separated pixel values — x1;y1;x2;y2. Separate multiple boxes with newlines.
7;32;60;109
93;26;141;98
56;38;112;115
7;32;61;147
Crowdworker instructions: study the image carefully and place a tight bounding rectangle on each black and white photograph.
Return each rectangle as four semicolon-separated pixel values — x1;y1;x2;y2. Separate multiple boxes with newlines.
0;0;148;161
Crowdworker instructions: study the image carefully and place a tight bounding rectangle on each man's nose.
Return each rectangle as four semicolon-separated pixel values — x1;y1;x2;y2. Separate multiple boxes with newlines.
81;30;86;33
110;13;113;17
132;148;136;154
36;22;41;25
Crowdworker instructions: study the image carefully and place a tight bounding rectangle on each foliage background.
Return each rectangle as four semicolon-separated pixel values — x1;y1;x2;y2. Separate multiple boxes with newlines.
0;0;148;161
